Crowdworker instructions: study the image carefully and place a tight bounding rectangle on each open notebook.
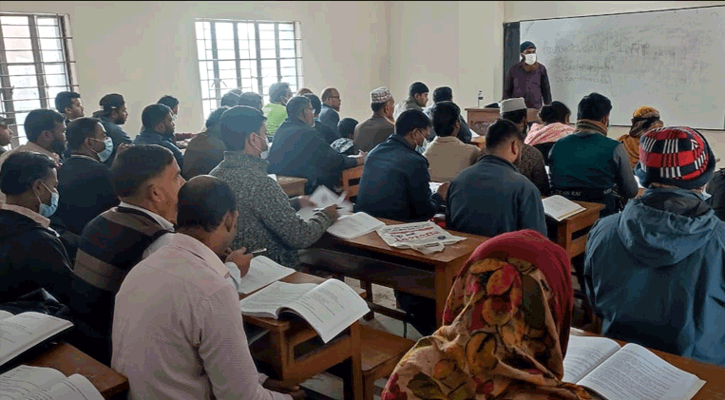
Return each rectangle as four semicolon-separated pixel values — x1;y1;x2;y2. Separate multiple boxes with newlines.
0;311;73;367
0;365;103;400
563;335;706;400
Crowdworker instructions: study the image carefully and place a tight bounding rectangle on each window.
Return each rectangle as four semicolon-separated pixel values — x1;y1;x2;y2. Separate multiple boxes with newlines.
0;13;77;148
195;19;303;120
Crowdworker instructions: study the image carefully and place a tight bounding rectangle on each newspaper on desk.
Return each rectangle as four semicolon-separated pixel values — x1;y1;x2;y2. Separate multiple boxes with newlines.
376;221;466;255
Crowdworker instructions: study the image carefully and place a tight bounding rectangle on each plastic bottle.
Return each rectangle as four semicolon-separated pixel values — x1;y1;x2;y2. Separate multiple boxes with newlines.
477;91;484;108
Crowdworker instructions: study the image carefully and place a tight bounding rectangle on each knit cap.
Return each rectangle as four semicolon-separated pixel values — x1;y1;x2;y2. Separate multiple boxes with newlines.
635;126;715;189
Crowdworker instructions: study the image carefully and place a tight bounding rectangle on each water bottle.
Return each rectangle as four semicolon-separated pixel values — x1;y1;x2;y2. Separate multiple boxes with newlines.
477;91;484;108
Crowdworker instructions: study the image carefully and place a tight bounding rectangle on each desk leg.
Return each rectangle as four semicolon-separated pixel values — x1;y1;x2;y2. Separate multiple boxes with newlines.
269;331;290;381
434;262;460;327
342;322;364;400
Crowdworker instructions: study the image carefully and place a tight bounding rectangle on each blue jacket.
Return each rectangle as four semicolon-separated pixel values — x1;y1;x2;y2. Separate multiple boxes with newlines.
584;188;725;366
355;134;443;222
133;128;184;170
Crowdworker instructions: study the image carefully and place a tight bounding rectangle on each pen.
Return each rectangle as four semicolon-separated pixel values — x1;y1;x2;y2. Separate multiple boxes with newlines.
313;206;344;211
250;248;267;255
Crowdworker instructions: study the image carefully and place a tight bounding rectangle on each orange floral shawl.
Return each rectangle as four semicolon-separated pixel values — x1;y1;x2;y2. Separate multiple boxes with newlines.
381;230;592;400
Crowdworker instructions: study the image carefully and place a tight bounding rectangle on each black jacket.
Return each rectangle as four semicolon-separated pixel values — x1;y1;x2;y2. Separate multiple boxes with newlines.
315;118;340;144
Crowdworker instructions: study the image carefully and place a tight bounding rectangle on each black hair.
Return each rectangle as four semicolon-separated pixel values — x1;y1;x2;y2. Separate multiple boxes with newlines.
24;109;65;142
238;92;263;110
395;109;431;136
0;151;57;195
485;119;525;151
304;93;322;115
54;91;81;114
502;109;527;125
539;101;570;124
269;82;290;104
157;95;179;110
142;104;172;129
338;118;358;139
432;102;460;138
577;92;612;121
286;96;311;120
177;176;237;232
220;106;267;151
409;82;429;97
66;117;102;150
432;87;453;103
221;91;241;107
206;106;230;129
111;144;175;198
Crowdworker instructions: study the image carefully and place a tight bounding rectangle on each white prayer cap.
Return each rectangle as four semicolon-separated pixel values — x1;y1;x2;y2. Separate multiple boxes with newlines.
500;98;527;113
370;87;393;104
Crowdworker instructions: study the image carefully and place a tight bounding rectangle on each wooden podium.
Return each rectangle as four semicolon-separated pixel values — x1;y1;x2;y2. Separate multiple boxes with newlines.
465;107;542;150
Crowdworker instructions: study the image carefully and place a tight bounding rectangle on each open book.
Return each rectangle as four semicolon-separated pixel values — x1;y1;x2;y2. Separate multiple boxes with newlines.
542;195;586;221
239;279;369;343
0;312;73;367
327;212;386;240
0;365;103;400
235;256;295;295
563;335;706;400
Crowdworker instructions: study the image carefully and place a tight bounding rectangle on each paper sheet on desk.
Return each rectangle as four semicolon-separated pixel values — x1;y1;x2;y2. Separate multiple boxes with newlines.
376;221;466;255
296;185;353;221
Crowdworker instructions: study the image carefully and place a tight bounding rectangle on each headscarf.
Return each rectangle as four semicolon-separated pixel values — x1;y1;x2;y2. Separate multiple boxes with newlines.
629;106;662;138
617;134;640;168
382;230;592;400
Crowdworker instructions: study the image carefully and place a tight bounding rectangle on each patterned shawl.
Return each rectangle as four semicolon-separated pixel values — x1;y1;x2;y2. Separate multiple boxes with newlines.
382;230;592;400
525;122;575;146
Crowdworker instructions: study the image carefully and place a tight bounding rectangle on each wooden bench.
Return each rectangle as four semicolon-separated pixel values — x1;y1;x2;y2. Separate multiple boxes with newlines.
341;165;364;202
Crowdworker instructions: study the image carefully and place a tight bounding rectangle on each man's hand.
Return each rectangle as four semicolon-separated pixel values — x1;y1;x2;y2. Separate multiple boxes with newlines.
117;143;133;154
436;181;451;201
296;196;317;209
322;204;339;221
354;150;367;166
263;378;305;400
225;247;252;277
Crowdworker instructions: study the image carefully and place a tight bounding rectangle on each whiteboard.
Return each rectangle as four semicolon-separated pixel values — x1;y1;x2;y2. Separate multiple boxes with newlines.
520;6;725;129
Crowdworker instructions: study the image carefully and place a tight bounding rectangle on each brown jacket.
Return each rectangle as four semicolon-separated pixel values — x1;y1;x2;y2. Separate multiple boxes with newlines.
182;131;226;180
353;114;395;152
423;136;481;182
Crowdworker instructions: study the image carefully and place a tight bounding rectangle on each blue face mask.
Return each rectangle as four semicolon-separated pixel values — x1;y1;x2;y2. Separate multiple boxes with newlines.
91;137;114;163
37;182;59;218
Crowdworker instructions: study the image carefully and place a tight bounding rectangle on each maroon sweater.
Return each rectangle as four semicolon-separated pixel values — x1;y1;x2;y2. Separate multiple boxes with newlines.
504;62;552;109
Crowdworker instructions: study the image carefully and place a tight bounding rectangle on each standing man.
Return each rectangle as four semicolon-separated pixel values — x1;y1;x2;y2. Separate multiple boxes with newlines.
354;87;396;152
96;93;132;166
503;41;552;109
55;91;85;123
320;87;341;137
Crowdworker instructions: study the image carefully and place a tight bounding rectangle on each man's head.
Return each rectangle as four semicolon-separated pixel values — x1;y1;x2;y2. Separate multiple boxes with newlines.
338;118;358;140
636;126;716;192
220;105;268;154
25;109;66;154
286;96;315;127
520;41;537;65
500;97;528;132
629;106;663;138
409;82;429;107
66;117;111;161
99;93;128;125
304;94;322;118
221;91;242;108
577;92;612;126
370;87;394;119
485;119;526;164
539;101;571;125
157;95;180;115
0;116;14;147
176;175;239;252
55;91;84;120
238;92;263;110
321;87;341;112
205;106;230;139
395;109;432;148
296;88;313;96
0;151;58;215
142;104;175;135
432;102;461;138
269;82;292;105
432;87;453;104
111;144;185;223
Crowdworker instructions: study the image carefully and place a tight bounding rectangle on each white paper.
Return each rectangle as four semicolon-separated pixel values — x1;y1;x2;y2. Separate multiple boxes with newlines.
297;185;353;221
542;195;586;221
236;256;295;295
268;174;277;181
0;366;102;400
563;335;621;383
0;313;73;367
376;221;466;254
429;182;443;194
0;310;14;321
239;281;318;317
326;212;385;240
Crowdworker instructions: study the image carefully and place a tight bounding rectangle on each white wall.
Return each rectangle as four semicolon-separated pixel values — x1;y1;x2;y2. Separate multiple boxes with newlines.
0;1;390;136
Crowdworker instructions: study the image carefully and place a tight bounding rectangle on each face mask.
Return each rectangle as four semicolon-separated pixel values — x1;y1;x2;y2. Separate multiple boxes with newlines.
91;137;114;163
524;53;537;65
250;133;268;155
36;182;59;218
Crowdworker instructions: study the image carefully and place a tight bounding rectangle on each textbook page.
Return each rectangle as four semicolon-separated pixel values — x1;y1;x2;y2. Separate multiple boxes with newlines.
0;313;73;367
239;282;317;318
0;310;13;321
285;279;370;343
22;374;103;400
562;335;621;383
236;256;295;295
579;343;706;400
0;366;65;400
326;212;385;240
542;195;586;221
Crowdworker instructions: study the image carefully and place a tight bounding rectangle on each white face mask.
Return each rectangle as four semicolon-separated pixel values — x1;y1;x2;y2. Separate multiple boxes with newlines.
524;53;537;65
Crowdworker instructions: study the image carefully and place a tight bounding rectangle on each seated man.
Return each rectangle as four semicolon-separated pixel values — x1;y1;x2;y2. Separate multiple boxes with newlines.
262;82;292;137
0;151;73;303
618;106;664;168
423;102;481;182
353;87;395;152
267;96;364;194
239;91;264;111
0;115;13;157
221;90;241;107
305;93;339;144
423;86;473;143
113;175;302;400
447;119;546;237
182;106;229;180
134;103;184;170
356;109;449;222
585;126;725;366
210;106;338;268
95;93;131;166
393;82;428;120
332;118;357;155
54;118;119;237
55;91;84;124
320;87;341;136
71;144;185;363
549;93;638;216
157;95;195;143
500;98;550;195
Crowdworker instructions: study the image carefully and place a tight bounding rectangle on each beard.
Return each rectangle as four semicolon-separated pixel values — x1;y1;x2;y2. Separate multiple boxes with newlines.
51;139;67;155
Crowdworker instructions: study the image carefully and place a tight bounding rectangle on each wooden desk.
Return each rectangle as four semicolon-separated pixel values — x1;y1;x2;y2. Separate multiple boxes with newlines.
305;219;488;326
470;135;486;151
241;272;366;400
277;176;307;197
25;342;129;399
553;201;605;260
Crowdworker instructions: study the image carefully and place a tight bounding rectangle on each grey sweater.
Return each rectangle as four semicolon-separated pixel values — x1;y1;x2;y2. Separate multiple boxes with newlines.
210;152;334;268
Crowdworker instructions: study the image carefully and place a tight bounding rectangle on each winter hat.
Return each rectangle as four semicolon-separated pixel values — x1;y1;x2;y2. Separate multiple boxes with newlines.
635;126;716;189
520;41;536;53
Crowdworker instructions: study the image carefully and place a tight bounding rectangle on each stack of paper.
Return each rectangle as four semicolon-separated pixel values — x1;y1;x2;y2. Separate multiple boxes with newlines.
327;212;386;240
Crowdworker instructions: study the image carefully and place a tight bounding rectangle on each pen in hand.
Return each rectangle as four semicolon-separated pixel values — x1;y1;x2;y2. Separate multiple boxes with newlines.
249;248;267;256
